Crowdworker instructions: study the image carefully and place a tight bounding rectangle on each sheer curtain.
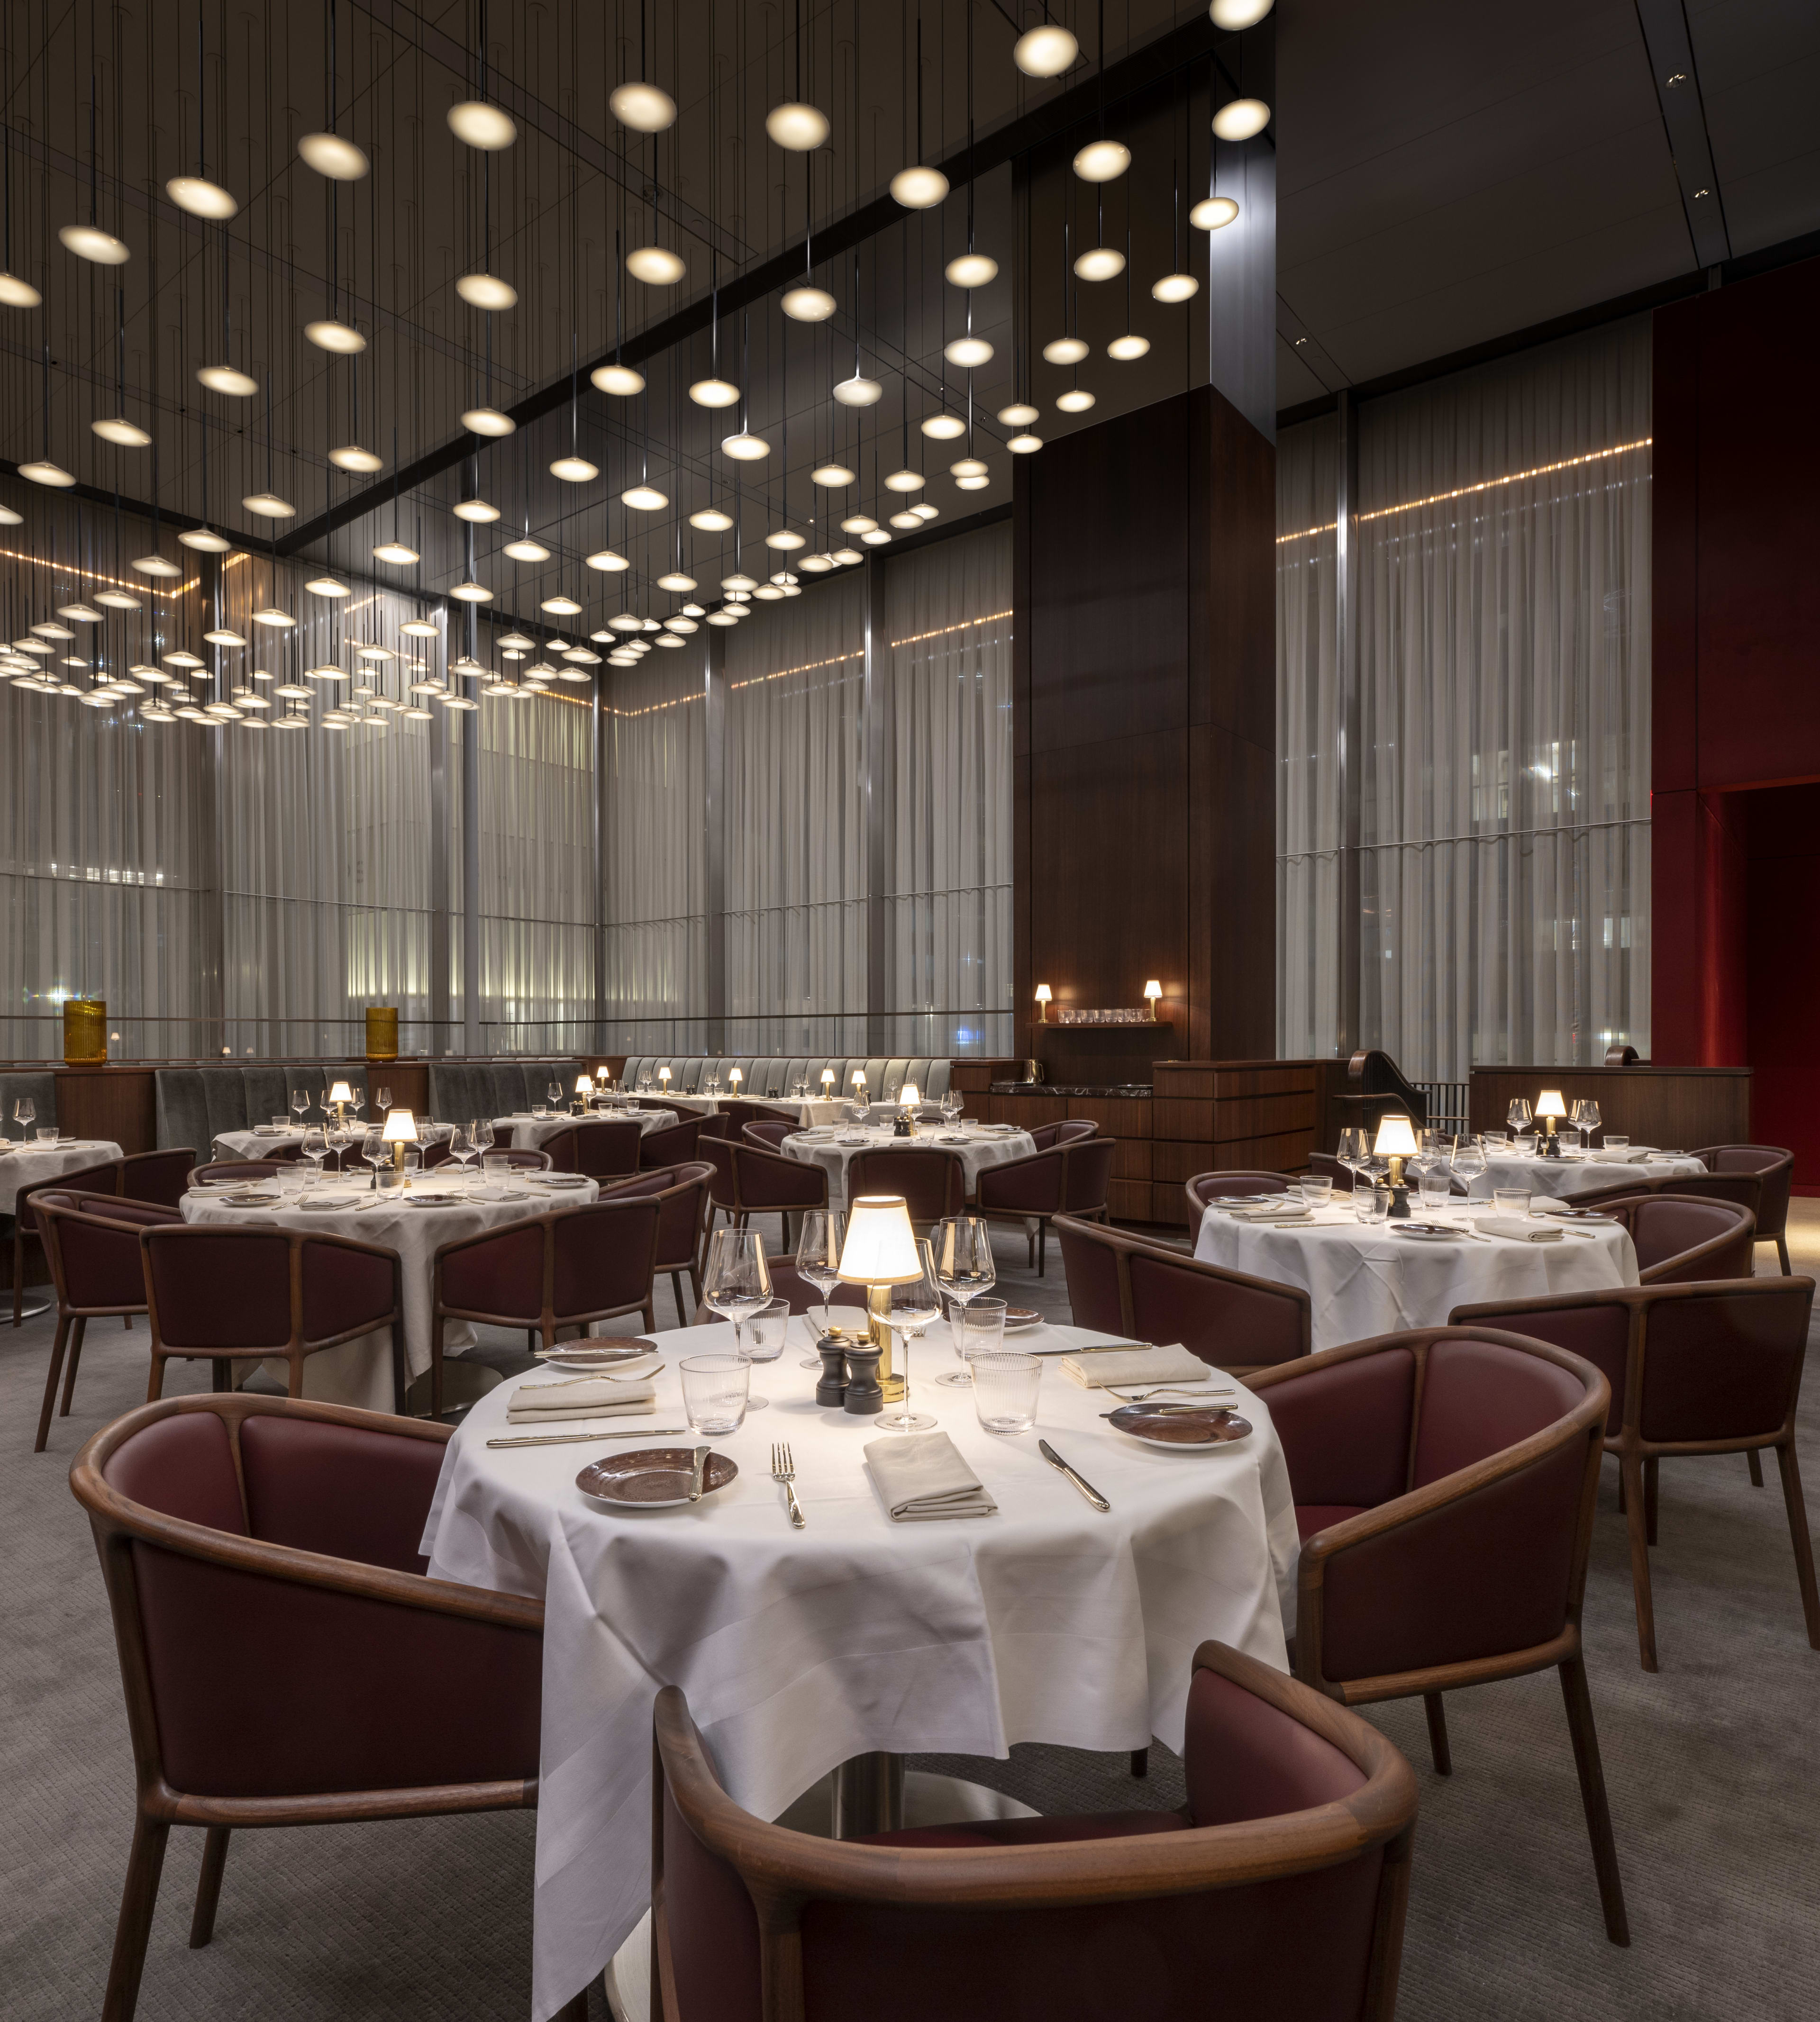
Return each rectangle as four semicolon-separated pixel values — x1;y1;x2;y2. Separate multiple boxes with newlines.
722;577;868;1054
1277;316;1653;1081
883;524;1014;1058
601;649;707;1054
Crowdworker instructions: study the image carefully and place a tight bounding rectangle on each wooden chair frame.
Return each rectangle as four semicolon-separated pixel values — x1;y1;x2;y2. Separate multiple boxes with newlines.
1558;1190;1758;1283
650;1640;1417;2022
601;1164;717;1330
1250;1326;1628;1945
1687;1144;1793;1273
429;1197;663;1417
974;1139;1112;1276
1053;1212;1312;1375
1183;1169;1299;1218
33;1195;175;1451
139;1224;407;1413
1451;1277;1820;1669
14;1155;125;1324
68;1393;593;2022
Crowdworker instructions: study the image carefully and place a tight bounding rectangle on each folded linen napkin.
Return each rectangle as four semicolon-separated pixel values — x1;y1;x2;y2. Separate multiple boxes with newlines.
1583;1145;1654;1162
864;1430;997;1521
506;1367;659;1422
1060;1343;1214;1389
1228;1203;1312;1222
1477;1217;1563;1243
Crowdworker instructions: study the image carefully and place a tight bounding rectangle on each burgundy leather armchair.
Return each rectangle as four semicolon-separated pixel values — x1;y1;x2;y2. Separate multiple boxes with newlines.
847;1148;967;1228
1056;1213;1311;1374
187;1160;291;1186
140;1224;406;1410
1028;1118;1099;1152
15;1155;126;1325
1250;1327;1627;1943
1452;1276;1819;1669
740;1118;795;1152
601;1161;715;1326
641;1116;706;1170
730;1142;828;1251
651;1639;1417;2022
32;1192;181;1450
118;1148;202;1206
1185;1169;1298;1216
976;1137;1114;1276
68;1394;572;2022
430;1194;664;1414
540;1118;644;1179
1688;1144;1794;1272
1568;1191;1758;1282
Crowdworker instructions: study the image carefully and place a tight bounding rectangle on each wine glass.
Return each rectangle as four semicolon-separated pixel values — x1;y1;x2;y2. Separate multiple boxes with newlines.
935;1215;997;1386
446;1125;474;1186
703;1226;773;1410
879;1239;942;1432
348;1085;366;1122
845;1097;869;1132
1575;1098;1602;1151
1507;1097;1533;1135
794;1208;846;1365
290;1086;309;1127
300;1126;328;1188
374;1085;392;1129
12;1096;34;1142
470;1117;495;1161
547;1080;563;1112
941;1089;964;1128
360;1127;386;1190
1451;1133;1486;1196
325;1122;351;1180
1335;1125;1368;1188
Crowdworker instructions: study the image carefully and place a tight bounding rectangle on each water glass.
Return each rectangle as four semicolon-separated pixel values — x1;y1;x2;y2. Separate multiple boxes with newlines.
479;1150;516;1192
746;1298;791;1363
1492;1187;1531;1218
1298;1176;1334;1212
681;1353;750;1435
1482;1130;1509;1151
972;1351;1042;1434
951;1297;1007;1378
1604;1134;1629;1151
271;1114;290;1129
1514;1133;1538;1157
1417;1169;1453;1216
1355;1184;1391;1224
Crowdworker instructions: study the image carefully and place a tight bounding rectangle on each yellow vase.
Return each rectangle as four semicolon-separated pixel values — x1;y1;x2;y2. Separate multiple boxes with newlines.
364;1006;399;1061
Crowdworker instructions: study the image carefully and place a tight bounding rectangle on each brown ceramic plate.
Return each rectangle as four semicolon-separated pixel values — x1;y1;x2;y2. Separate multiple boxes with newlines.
1106;1403;1253;1448
577;1446;738;1508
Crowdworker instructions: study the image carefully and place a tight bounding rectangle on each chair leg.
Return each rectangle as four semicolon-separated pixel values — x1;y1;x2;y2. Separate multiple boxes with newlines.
145;1352;166;1403
1038;1219;1047;1278
670;1271;687;1326
102;1811;170;2022
1748;1448;1765;1487
1556;1655;1630;1946
189;1826;231;1948
431;1316;445;1422
60;1313;88;1416
34;1314;71;1452
1774;1441;1820;1650
643;1299;657;1334
1777;1233;1792;1276
1644;1455;1659;1547
211;1358;233;1394
1423;1692;1453;1776
1025;1218;1036;1268
1619;1452;1658;1670
11;1229;23;1326
1128;1747;1149;1778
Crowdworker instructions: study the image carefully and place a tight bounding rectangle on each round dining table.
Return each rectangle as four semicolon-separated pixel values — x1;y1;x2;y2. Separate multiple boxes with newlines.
0;1137;124;1215
779;1122;1035;1203
1464;1147;1707;1199
420;1317;1296;2020
179;1172;600;1410
1194;1197;1639;1351
497;1109;671;1151
212;1121;456;1162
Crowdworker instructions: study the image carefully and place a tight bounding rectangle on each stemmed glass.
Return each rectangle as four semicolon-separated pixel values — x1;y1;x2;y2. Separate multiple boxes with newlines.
844;1097;869;1132
13;1096;34;1142
879;1239;942;1432
547;1080;563;1112
360;1127;386;1191
704;1226;773;1409
1450;1133;1487;1197
1336;1125;1368;1188
374;1085;392;1130
348;1085;366;1124
290;1086;309;1128
941;1089;964;1128
934;1215;997;1385
300;1126;328;1188
1572;1098;1601;1151
325;1122;351;1182
470;1117;495;1164
1507;1097;1533;1136
794;1208;846;1365
446;1125;474;1188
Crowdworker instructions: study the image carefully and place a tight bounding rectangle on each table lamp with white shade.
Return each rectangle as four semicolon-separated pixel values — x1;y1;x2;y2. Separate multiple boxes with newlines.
895;1080;920;1138
1536;1088;1567;1158
851;1067;869;1109
574;1072;594;1115
325;1078;354;1127
837;1194;924;1395
1372;1113;1419;1219
819;1068;836;1095
658;1066;672;1093
1144;980;1162;1022
1035;982;1052;1024
381;1106;419;1183
728;1067;743;1095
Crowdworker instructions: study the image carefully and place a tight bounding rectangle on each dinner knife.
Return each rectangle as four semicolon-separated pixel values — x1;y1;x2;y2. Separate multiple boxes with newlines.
1037;1438;1110;1513
486;1426;687;1449
689;1445;709;1503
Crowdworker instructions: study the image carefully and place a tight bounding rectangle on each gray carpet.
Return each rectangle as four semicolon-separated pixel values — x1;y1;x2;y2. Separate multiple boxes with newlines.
5;1211;1819;2020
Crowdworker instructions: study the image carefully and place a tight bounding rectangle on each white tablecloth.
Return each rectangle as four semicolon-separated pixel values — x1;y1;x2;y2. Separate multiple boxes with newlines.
213;1123;455;1162
495;1111;669;1150
781;1125;1035;1205
421;1317;1295;2019
1194;1200;1639;1352
179;1175;600;1408
0;1139;124;1215
1465;1150;1707;1199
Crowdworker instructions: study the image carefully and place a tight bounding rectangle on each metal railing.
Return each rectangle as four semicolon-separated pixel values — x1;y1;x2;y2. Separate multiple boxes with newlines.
1414;1080;1471;1137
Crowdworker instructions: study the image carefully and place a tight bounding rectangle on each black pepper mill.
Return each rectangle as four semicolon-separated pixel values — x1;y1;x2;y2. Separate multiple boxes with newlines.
815;1335;851;1409
842;1340;885;1414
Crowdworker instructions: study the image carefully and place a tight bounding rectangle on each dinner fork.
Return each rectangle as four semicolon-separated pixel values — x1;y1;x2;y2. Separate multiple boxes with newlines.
771;1442;806;1529
1108;1383;1238;1402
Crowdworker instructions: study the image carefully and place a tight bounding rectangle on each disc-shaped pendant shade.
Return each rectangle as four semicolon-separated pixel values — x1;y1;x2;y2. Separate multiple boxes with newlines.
400;621;440;637
167;176;238;220
610;82;677;131
447;100;517;149
621;484;668;511
373;542;420;564
689;378;741;408
721;432;770;461
587;549;631;571
549;456;598;482
1191;195;1240;231
305;318;365;353
329;444;382;470
251;608;295;627
133;555;182;576
689;508;735;532
92;417;152;446
955;475;991;491
627;245;686;285
304;577;349;597
178;526;232;551
59;224;129;263
1013;24;1078;75
502;538;551;562
945;253;998;288
919;413;966;440
1212;98;1271;140
657;572;697;592
1072;140;1130;183
20;460;75;488
461;407;516;437
449;581;493;602
1211;0;1275;23
764;529;806;550
834;374;883;407
883;468;925;492
889;511;921;529
944;336;994;369
0;271;43;307
453;499;500;522
197;364;257;396
1055;389;1097;413
891;165;948;209
781;285;837;322
1074;247;1125;281
997;403;1040;426
1108;334;1151;361
948;458;988;481
592;364;645;396
1042;336;1088;364
1007;434;1044;453
242;492;295;518
298;132;369;179
811;464;855;488
456;272;518;309
1152;272;1201;302
541;596;583;616
765;102;830;150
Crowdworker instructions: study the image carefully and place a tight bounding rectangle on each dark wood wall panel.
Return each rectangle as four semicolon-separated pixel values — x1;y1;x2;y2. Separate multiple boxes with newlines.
1468;1067;1750;1152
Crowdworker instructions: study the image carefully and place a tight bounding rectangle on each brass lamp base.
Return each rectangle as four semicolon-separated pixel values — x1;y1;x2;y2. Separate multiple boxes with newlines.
865;1286;907;1401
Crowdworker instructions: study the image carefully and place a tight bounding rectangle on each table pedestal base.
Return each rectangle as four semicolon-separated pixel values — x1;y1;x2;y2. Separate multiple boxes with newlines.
831;1750;904;1838
601;1768;1040;2021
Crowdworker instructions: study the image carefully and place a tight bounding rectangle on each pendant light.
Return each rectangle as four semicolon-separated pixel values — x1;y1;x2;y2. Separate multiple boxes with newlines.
1212;98;1271;141
1211;0;1275;22
1153;163;1200;302
1107;233;1149;358
892;22;947;209
1013;24;1079;75
0;125;40;304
